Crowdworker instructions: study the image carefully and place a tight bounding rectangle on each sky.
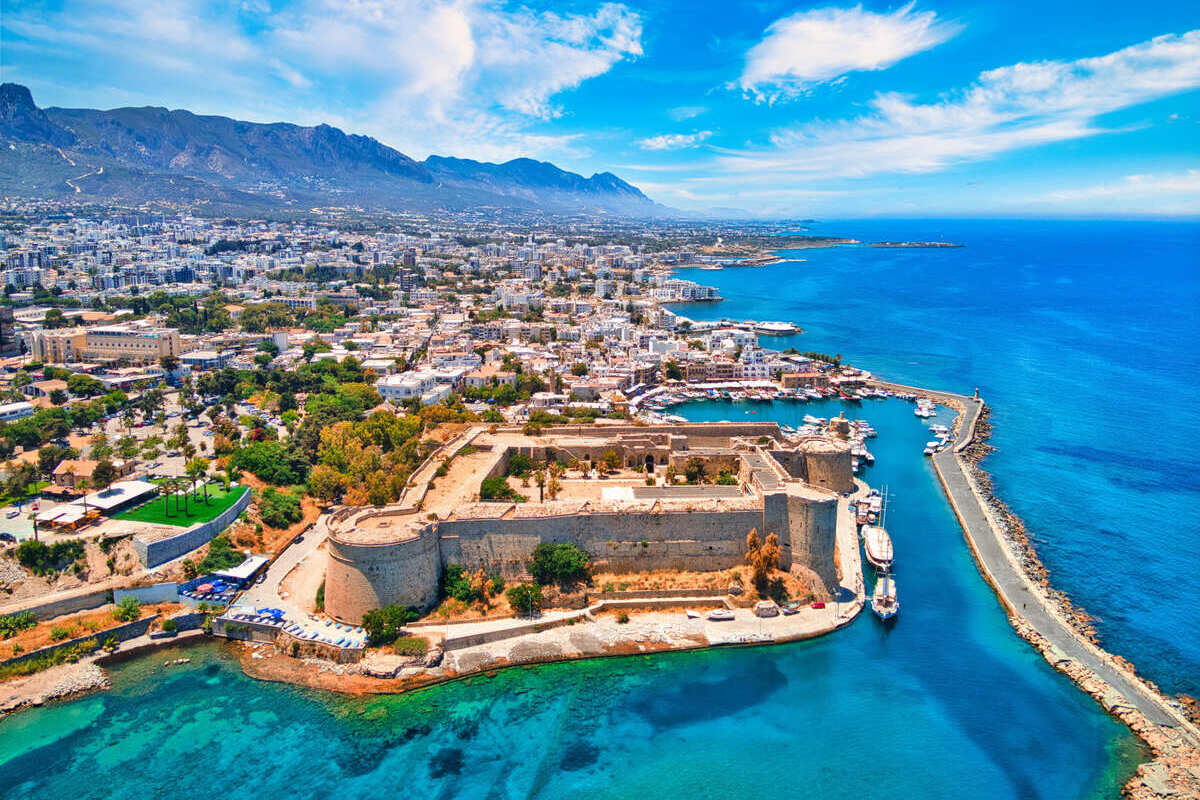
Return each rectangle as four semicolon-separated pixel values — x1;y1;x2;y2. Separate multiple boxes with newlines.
3;0;1199;217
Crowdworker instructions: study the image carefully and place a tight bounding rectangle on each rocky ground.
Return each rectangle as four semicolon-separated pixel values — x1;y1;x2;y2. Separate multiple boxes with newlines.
0;661;110;717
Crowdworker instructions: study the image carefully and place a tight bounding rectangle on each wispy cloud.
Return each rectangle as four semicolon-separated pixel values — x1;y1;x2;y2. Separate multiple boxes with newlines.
667;105;708;121
2;0;643;163
1045;169;1200;202
718;30;1200;180
738;3;960;101
637;130;713;150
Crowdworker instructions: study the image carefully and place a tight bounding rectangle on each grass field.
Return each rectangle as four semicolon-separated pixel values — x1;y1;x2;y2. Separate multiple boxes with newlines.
114;483;249;528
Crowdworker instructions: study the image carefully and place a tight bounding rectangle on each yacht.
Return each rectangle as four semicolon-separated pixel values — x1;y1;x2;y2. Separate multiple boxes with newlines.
802;414;826;425
755;321;799;335
862;525;894;570
872;572;900;622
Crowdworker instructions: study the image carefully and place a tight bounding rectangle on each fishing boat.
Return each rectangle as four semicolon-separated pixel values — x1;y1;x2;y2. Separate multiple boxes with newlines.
862;525;894;570
872;572;899;622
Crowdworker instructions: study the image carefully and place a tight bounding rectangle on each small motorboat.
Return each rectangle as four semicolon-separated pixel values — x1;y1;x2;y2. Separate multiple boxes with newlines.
685;609;701;619
706;608;735;621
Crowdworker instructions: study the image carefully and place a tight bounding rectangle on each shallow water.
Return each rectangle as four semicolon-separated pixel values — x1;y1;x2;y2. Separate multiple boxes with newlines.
0;398;1143;800
668;218;1200;698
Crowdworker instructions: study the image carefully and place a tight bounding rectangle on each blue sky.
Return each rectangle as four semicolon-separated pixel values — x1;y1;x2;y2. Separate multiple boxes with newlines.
3;0;1199;217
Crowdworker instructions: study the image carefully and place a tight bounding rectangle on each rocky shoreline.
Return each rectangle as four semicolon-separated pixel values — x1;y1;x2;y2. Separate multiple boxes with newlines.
0;662;110;718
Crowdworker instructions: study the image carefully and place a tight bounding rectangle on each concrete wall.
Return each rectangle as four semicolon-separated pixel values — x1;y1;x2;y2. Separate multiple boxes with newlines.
0;588;111;622
133;486;252;567
114;582;178;605
0;614;158;668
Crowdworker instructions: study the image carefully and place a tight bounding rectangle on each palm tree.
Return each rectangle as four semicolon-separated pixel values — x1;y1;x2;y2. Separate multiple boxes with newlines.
534;469;546;503
162;479;172;518
76;477;91;515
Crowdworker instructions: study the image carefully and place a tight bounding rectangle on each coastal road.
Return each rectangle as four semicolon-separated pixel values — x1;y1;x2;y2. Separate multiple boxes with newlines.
934;398;1179;727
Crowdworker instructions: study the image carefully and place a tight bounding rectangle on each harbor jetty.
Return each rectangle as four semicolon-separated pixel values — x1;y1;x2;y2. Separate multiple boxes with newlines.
869;378;1200;798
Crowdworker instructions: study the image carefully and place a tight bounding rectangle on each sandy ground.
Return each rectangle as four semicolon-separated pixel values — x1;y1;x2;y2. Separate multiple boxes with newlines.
230;472;322;554
279;542;327;613
422;448;500;516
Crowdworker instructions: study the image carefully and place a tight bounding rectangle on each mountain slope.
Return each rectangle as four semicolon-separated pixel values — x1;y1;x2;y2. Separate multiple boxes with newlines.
0;84;659;216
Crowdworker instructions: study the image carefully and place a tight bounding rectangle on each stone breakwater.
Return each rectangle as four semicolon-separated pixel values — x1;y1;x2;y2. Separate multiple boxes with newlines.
959;407;1101;644
924;391;1200;798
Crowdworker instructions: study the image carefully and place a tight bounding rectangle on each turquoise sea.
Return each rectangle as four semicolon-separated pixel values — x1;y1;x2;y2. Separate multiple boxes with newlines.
669;218;1200;700
1;397;1144;799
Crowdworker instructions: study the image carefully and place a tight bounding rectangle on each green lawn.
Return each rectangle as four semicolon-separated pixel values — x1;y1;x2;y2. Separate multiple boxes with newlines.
0;481;50;509
113;483;250;527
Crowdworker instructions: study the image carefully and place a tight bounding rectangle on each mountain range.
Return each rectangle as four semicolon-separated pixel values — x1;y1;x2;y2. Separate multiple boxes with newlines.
0;83;661;217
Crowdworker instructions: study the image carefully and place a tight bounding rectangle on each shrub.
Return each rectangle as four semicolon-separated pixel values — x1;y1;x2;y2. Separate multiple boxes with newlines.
528;542;589;586
195;534;244;574
49;626;72;641
361;604;419;647
616;611;630;624
506;583;543;616
15;538;86;576
111;596;141;622
0;610;36;639
160;618;177;633
393;636;429;657
479;475;526;502
506;453;534;477
315;580;326;613
259;487;303;529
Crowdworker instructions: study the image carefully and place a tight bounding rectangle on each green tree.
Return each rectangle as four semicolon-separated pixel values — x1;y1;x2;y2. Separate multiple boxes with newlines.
506;583;544;617
361;604;419;646
528;542;590;586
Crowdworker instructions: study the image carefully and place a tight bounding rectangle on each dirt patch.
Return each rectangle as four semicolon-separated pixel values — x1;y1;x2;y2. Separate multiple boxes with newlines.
1;602;182;661
223;474;322;555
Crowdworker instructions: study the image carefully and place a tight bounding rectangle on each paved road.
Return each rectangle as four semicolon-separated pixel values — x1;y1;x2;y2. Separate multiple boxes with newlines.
934;397;1179;727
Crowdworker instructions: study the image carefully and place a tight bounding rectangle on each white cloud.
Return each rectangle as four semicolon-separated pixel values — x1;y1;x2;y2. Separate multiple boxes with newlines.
738;3;960;101
1045;169;1200;202
667;105;708;121
637;131;713;150
3;0;642;163
717;30;1200;180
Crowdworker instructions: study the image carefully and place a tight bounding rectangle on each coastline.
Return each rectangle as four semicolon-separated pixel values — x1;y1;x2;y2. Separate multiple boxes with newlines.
867;378;1200;798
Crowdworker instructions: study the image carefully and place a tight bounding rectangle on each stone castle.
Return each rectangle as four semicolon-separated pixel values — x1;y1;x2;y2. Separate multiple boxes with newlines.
322;422;855;624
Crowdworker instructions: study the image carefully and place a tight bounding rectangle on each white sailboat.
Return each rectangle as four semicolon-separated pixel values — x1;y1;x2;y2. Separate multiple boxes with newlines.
872;571;899;621
862;525;894;570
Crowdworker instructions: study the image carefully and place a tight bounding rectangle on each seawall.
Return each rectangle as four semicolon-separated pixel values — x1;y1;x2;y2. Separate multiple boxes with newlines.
917;386;1199;797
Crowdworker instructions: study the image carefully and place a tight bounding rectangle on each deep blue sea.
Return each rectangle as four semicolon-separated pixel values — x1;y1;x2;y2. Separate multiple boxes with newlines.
0;398;1145;799
667;219;1200;699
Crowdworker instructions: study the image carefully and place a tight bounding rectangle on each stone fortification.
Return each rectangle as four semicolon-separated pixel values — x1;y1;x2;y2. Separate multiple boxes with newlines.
323;424;852;624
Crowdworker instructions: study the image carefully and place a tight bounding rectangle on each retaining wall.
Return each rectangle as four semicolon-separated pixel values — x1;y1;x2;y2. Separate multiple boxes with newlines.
0;614;159;668
114;582;178;605
133;486;253;567
0;588;112;622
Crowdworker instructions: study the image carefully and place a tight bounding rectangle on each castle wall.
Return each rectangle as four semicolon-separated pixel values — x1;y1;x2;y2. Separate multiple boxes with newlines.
784;493;839;594
803;449;855;494
325;528;441;624
441;508;764;577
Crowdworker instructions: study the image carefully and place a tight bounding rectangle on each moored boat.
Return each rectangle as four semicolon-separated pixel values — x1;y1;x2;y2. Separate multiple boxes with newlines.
862;525;894;570
872;572;899;621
